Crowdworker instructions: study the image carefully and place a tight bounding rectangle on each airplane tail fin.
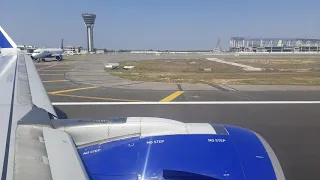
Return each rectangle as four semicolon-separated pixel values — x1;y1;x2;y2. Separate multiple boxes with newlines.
60;38;64;50
0;26;17;49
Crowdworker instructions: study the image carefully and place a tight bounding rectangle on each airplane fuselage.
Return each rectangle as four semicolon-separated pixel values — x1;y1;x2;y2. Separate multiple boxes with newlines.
31;48;63;61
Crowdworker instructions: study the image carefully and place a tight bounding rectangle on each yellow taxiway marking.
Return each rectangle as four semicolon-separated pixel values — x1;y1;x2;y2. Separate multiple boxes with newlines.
38;66;72;68
42;80;70;83
39;74;65;76
48;86;100;95
62;62;72;64
37;65;72;69
51;93;143;102
37;64;58;71
160;91;184;102
38;70;70;71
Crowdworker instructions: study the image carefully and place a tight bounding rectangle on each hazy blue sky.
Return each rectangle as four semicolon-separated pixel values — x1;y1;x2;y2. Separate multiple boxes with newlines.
1;0;320;50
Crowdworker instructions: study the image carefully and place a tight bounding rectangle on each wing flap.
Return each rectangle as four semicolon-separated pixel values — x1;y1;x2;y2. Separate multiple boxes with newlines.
43;127;89;180
14;126;52;180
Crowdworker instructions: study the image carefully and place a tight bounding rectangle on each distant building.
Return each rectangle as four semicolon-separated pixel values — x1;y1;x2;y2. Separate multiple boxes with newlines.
230;37;320;52
80;49;88;54
95;49;105;54
64;46;82;54
17;45;37;55
130;50;160;54
129;50;210;54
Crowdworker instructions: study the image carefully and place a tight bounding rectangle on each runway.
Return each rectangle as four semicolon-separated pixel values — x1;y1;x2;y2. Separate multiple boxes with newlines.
36;56;320;180
54;103;320;180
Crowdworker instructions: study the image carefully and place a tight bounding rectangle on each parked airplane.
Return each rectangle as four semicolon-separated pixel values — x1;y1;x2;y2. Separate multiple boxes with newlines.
0;26;285;180
31;39;64;62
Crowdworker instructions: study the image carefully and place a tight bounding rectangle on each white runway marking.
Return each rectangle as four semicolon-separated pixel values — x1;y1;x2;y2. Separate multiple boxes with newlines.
52;101;320;106
206;58;263;71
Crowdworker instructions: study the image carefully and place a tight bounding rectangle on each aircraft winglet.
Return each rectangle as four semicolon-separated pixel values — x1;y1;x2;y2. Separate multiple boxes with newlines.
0;26;17;49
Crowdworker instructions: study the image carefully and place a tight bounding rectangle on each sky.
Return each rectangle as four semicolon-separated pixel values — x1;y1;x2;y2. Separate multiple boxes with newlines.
1;0;320;50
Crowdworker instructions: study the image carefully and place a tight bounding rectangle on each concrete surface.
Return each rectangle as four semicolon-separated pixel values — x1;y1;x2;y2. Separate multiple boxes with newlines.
54;103;320;180
34;55;320;180
206;57;263;71
62;54;320;91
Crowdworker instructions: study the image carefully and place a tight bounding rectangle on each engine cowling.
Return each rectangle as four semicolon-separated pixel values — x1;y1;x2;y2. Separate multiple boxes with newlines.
56;55;63;61
52;117;285;180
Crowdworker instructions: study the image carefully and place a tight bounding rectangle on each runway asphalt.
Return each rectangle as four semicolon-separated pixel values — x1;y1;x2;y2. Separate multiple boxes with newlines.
35;56;320;180
54;104;320;180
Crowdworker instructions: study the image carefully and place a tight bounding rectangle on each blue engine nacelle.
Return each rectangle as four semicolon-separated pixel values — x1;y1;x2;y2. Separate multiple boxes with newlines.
55;55;63;61
77;124;285;180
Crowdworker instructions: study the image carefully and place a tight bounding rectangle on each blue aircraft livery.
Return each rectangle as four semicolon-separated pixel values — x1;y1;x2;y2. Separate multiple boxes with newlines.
0;29;12;48
78;125;282;180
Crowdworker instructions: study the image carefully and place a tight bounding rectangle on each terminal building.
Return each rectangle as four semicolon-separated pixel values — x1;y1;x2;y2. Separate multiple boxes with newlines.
230;37;320;52
17;45;37;55
63;46;82;54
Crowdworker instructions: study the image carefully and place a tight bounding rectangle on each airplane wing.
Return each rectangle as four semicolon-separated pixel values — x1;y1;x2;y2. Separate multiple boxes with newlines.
0;26;285;180
0;26;86;180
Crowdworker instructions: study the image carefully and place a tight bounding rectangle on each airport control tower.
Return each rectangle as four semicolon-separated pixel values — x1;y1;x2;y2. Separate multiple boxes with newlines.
82;13;96;52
